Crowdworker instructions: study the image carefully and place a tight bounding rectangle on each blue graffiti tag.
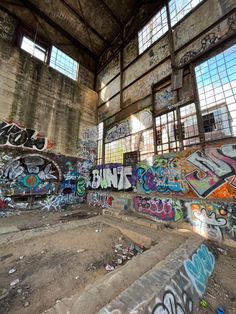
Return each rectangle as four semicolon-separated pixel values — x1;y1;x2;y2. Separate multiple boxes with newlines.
184;244;215;296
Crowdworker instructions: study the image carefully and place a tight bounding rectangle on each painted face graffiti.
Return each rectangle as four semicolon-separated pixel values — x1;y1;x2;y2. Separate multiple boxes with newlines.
2;155;61;195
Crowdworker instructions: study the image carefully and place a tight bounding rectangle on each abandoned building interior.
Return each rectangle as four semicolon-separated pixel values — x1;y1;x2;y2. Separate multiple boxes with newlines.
0;0;236;313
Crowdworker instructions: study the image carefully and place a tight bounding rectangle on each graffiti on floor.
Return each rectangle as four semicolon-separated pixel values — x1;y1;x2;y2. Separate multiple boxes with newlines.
185;144;236;198
184;244;215;297
133;195;183;221
87;191;113;208
90;164;133;191
186;200;236;241
135;155;188;194
0;121;52;151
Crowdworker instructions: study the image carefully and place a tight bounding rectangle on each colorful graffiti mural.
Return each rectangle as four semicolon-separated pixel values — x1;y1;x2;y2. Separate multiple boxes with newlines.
185;144;236;198
186;200;236;241
135;155;188;194
0;148;90;212
133;195;183;222
0;121;52;151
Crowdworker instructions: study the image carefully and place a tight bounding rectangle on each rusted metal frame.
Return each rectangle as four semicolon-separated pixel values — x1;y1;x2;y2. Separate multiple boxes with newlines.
18;0;95;58
98;0;166;70
61;0;109;45
102;122;106;164
189;63;206;149
151;85;158;155
99;0;123;28
120;30;124;109
166;0;184;151
98;55;170;107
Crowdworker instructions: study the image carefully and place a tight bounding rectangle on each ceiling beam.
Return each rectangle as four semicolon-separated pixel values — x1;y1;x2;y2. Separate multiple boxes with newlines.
18;0;96;58
99;0;123;28
61;0;110;45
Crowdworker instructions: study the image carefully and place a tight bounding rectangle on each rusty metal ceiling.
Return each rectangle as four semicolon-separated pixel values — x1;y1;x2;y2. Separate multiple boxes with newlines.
0;0;165;59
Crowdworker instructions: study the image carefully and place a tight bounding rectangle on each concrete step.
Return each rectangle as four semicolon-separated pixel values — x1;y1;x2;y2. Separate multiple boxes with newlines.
42;233;202;314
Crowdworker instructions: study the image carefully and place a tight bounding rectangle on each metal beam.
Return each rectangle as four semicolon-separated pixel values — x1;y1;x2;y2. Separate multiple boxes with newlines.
99;0;123;28
18;0;96;58
61;0;110;45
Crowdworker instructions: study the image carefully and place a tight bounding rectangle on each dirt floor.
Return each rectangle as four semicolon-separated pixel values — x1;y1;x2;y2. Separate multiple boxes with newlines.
0;220;139;314
1;209;236;314
199;241;236;314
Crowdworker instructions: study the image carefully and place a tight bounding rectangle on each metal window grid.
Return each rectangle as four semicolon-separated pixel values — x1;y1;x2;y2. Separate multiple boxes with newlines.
169;0;203;27
21;36;47;62
195;44;236;142
138;6;168;54
50;46;78;81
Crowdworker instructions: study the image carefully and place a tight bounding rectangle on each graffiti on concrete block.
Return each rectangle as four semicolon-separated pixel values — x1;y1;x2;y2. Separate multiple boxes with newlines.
105;109;152;144
87;191;113;208
77;126;97;163
135;155;188;194
105;121;130;143
133;195;183;222
152;289;193;314
0;121;52;151
185;144;236;198
186;200;236;241
90;164;133;191
184;244;215;297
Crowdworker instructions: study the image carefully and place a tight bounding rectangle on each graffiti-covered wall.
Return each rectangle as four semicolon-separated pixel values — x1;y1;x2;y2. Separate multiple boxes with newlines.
0;146;92;211
89;142;236;242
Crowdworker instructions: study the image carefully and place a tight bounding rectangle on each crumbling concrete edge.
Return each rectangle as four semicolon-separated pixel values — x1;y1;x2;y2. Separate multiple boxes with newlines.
99;238;215;314
42;235;205;314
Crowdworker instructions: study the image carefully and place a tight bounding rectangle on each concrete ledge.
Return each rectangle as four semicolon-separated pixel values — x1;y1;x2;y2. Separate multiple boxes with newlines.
43;234;202;314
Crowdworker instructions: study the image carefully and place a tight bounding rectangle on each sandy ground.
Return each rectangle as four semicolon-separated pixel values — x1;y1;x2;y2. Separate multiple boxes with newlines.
0;221;134;314
0;209;236;314
198;242;236;314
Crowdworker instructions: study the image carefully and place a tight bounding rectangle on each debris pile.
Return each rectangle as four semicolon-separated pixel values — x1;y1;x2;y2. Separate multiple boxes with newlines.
104;242;145;271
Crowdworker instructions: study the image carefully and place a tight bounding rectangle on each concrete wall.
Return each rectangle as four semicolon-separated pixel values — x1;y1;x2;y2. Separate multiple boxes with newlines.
87;140;236;243
97;0;236;123
92;0;236;243
0;9;97;211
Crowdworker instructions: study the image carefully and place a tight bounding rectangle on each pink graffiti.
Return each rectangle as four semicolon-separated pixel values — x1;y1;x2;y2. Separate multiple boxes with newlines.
133;196;175;221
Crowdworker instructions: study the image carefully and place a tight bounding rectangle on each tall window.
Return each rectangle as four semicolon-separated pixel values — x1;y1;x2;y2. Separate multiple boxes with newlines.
97;122;104;165
155;103;200;154
195;44;236;141
138;6;168;54
21;36;47;62
169;0;203;26
50;46;79;80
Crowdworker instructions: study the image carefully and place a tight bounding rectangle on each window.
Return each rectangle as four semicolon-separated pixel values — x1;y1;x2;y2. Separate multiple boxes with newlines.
155;103;200;154
97;122;104;165
105;128;154;164
21;36;47;61
49;46;79;80
169;0;203;26
195;44;236;141
138;6;168;54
